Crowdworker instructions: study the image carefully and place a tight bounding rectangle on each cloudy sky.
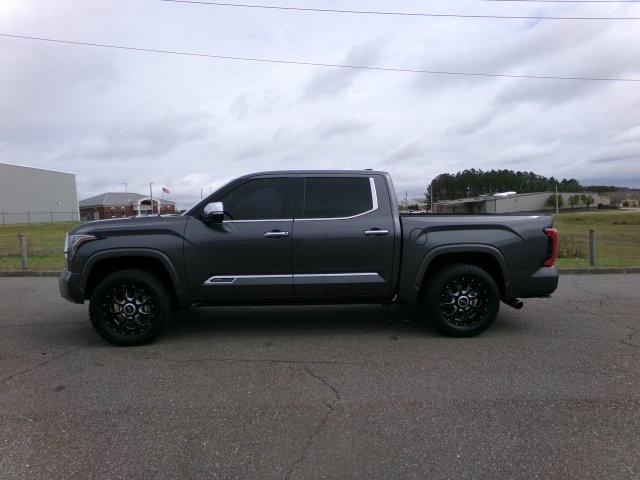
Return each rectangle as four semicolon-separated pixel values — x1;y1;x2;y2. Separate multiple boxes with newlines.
1;0;640;208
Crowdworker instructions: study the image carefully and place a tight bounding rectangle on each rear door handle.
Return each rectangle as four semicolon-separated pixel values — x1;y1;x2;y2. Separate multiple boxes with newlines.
264;231;290;238
364;229;389;237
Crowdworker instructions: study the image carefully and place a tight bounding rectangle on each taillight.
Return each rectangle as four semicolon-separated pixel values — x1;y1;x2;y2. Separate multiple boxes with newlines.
543;228;558;267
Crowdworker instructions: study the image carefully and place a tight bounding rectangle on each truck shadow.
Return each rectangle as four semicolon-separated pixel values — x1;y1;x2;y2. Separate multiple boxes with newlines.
165;303;531;341
167;304;433;339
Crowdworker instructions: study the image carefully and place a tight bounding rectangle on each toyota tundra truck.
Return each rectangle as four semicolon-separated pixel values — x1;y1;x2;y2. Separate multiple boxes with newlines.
59;170;559;345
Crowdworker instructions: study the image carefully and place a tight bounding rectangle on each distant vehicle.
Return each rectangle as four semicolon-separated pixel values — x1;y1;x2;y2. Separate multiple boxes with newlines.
59;171;559;345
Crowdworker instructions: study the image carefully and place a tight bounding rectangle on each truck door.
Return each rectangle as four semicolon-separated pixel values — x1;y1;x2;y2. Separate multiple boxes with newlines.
184;175;295;301
292;174;396;299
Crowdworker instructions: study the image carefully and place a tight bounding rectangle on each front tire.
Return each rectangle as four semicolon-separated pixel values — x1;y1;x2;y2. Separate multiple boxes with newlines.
89;269;172;346
424;264;500;337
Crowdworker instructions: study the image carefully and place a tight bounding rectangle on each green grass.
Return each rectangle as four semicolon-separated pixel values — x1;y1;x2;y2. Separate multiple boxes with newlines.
554;210;640;268
0;222;78;271
1;211;639;271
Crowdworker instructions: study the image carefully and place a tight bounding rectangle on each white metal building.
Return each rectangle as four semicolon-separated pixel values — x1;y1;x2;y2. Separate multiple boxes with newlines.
0;162;79;225
434;191;607;214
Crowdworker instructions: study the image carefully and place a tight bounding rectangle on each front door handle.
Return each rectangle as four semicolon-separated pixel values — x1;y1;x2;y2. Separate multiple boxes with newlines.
264;231;290;238
364;229;389;237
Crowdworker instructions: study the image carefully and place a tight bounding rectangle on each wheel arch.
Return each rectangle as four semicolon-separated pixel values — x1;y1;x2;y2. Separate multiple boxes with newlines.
81;249;181;303
415;245;510;301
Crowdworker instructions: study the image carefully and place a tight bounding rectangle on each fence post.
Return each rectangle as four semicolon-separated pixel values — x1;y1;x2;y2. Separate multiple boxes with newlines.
19;234;28;270
589;229;596;267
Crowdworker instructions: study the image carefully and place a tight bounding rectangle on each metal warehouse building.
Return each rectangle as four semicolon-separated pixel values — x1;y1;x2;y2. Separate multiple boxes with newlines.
0;162;79;225
434;191;607;214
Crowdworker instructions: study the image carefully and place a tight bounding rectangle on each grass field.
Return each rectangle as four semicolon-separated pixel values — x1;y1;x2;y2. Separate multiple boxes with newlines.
0;211;639;271
554;210;640;268
0;222;77;271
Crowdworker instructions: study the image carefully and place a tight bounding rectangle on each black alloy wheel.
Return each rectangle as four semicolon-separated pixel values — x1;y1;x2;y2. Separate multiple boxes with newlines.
424;264;500;337
89;269;171;346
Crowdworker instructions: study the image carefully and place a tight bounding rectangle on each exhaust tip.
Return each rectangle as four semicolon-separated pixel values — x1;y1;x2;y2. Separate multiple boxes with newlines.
505;298;524;310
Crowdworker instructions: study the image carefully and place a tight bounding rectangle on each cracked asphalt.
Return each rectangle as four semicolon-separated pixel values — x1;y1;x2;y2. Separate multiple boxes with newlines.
1;274;639;479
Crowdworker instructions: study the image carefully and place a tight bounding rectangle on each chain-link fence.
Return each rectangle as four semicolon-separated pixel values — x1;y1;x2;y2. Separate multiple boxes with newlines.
0;211;80;226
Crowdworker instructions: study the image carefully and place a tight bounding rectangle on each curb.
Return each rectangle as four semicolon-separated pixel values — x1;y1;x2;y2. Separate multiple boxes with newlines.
0;270;59;277
558;267;640;275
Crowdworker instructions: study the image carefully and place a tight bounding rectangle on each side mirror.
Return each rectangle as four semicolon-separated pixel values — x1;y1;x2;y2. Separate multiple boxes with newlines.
202;202;224;222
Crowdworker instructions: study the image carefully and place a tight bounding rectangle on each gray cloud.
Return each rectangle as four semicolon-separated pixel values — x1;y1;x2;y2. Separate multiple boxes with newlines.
60;111;213;163
315;119;373;138
302;37;387;100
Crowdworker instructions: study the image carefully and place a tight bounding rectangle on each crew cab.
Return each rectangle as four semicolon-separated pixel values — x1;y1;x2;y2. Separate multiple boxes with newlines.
59;170;559;345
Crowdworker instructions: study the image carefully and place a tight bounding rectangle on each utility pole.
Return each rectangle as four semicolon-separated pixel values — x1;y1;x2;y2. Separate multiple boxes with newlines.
555;184;559;214
430;179;435;212
149;183;154;214
122;182;128;195
405;191;408;207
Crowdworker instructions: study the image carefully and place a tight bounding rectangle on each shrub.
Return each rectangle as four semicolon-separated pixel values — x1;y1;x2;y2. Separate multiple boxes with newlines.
546;193;564;208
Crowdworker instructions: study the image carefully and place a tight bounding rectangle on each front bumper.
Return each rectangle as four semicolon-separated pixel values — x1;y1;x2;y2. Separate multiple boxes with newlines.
508;266;559;298
58;269;84;304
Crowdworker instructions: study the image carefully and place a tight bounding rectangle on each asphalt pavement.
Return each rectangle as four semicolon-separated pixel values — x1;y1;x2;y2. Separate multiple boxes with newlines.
0;274;638;479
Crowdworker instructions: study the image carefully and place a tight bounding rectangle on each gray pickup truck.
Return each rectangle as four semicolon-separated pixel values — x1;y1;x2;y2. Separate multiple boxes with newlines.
59;170;559;345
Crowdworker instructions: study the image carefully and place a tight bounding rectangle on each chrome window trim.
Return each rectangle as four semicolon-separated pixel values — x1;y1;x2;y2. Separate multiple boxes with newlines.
218;177;378;223
296;177;378;222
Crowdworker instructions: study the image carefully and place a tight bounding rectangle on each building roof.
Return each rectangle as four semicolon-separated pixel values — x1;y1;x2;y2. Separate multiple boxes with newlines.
79;192;175;207
0;161;75;176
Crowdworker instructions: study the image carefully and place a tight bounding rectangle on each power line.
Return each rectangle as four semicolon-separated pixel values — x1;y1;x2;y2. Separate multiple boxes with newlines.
159;0;640;20
1;32;639;83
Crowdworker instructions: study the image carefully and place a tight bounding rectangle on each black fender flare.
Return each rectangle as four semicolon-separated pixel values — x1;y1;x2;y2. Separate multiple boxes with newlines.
413;244;511;291
79;248;181;293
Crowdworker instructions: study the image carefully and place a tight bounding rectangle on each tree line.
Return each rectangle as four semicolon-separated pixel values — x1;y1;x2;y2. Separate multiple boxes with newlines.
426;169;597;202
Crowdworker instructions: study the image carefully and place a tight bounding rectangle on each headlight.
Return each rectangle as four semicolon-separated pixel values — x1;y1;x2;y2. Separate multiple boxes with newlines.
64;234;98;261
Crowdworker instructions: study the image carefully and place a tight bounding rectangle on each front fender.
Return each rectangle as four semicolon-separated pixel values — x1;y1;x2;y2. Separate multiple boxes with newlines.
79;248;181;293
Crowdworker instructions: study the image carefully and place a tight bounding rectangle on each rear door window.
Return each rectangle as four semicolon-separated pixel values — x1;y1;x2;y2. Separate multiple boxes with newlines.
301;177;374;219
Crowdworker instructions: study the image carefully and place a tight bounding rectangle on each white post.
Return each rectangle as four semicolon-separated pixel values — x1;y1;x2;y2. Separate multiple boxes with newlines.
19;234;28;270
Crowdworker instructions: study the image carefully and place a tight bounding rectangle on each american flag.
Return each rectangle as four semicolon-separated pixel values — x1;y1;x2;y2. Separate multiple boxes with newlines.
162;187;170;194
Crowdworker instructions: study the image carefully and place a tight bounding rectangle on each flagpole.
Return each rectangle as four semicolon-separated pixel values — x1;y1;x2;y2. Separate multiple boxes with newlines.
149;183;153;215
161;187;164;215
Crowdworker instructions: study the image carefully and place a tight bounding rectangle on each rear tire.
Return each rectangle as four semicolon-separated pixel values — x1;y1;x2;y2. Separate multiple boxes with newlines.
424;263;500;337
89;269;172;346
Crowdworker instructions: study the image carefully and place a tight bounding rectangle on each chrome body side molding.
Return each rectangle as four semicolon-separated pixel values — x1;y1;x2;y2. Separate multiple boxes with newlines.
203;272;384;286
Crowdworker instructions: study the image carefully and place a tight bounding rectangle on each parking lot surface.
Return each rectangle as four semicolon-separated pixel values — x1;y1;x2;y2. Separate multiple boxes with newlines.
1;274;639;479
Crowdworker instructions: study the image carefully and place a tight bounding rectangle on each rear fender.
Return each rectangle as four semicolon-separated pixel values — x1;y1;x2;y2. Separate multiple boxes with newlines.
406;244;510;304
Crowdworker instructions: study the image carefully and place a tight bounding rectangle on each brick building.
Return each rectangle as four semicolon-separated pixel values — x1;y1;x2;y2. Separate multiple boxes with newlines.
79;192;176;221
